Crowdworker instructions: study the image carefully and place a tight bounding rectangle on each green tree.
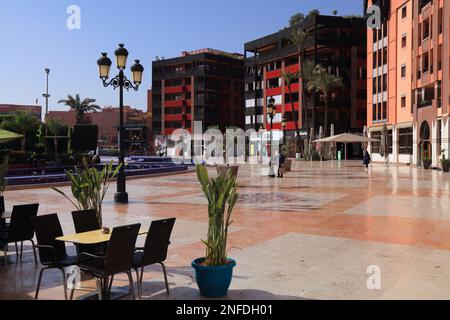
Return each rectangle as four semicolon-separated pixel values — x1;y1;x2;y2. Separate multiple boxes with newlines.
306;9;320;19
332;10;338;16
302;60;318;133
282;71;302;154
0;111;40;152
47;118;69;160
288;16;309;139
58;94;100;124
307;66;344;137
289;13;305;26
47;118;68;137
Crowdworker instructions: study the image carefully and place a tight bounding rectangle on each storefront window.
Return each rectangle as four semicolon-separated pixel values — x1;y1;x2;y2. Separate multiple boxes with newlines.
399;127;413;155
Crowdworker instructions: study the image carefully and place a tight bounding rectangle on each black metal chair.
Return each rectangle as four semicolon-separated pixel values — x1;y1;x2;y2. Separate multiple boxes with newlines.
32;214;78;300
133;218;176;299
71;210;104;256
0;204;39;268
78;224;141;300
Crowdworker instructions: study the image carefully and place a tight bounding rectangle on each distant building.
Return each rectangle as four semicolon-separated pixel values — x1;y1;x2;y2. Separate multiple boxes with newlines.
47;106;152;155
151;48;245;138
0;104;42;119
366;0;450;166
244;15;367;157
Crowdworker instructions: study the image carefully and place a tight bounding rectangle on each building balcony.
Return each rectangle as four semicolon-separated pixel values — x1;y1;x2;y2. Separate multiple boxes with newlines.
266;87;282;97
284;63;300;74
417;99;433;108
284;102;300;112
266;69;282;79
164;114;192;122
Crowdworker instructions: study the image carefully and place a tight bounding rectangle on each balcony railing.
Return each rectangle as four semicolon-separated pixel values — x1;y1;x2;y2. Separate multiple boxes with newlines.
418;99;433;108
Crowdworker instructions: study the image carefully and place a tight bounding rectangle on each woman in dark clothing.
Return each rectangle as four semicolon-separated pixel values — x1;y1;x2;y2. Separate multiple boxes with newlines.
363;150;371;171
278;147;287;178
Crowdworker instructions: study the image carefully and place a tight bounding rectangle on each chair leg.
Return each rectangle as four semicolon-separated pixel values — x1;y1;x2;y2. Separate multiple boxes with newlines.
14;242;19;260
35;267;48;300
60;268;68;300
159;262;170;295
70;277;76;301
20;242;24;261
134;268;141;300
3;245;7;269
140;266;144;286
30;240;38;266
126;271;135;300
107;275;114;295
95;278;103;300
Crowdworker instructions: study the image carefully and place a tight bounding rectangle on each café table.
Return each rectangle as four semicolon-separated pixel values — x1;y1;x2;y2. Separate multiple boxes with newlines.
57;227;148;300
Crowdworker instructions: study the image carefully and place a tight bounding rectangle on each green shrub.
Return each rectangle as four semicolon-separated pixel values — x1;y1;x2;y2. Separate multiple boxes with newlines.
52;159;121;227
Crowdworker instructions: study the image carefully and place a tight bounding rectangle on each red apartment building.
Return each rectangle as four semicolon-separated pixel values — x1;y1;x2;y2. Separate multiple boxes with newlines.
151;49;245;137
244;15;367;157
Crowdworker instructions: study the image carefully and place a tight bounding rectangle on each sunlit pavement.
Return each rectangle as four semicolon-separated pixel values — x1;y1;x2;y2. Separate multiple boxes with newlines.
2;160;450;300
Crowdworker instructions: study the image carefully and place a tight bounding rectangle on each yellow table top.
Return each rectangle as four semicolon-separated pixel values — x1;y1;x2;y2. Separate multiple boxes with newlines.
56;227;148;245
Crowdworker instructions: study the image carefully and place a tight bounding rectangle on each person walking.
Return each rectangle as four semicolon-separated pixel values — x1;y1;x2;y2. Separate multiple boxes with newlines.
363;150;371;172
278;146;287;178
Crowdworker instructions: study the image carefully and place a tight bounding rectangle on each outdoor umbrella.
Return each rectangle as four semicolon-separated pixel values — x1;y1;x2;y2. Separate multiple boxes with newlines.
379;123;389;162
0;129;23;144
313;133;380;161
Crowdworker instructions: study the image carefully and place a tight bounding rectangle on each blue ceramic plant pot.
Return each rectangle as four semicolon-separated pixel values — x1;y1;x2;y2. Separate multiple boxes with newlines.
192;258;237;298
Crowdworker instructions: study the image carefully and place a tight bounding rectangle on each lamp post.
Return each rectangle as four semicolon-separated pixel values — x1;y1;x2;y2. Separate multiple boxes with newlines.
97;44;144;204
43;68;50;135
267;97;276;178
282;116;287;146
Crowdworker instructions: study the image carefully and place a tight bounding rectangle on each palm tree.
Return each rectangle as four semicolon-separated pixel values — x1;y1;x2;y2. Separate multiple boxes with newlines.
307;66;344;137
288;27;309;133
282;71;302;154
301;60;317;133
58;94;100;124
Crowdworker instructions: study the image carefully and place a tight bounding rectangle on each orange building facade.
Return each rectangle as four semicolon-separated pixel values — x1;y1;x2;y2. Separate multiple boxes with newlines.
367;0;450;166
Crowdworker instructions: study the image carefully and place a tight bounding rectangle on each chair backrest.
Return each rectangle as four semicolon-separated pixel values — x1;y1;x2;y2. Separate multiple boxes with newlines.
7;204;39;243
141;218;176;265
104;224;140;275
71;210;100;233
71;209;102;255
32;214;67;264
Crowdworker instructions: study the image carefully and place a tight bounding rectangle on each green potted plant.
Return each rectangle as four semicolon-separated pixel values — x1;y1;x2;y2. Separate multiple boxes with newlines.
192;165;239;298
422;153;432;170
52;159;120;227
441;149;450;172
0;155;9;215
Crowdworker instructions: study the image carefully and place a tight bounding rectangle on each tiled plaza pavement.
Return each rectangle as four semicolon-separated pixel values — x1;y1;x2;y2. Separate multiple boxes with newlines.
1;161;450;300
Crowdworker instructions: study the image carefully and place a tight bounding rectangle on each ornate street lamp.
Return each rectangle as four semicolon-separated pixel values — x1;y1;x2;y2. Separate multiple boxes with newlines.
97;44;144;204
267;97;276;178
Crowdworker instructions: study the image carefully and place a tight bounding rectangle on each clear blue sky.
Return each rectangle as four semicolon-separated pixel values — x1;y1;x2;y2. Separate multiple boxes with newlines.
0;0;363;113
